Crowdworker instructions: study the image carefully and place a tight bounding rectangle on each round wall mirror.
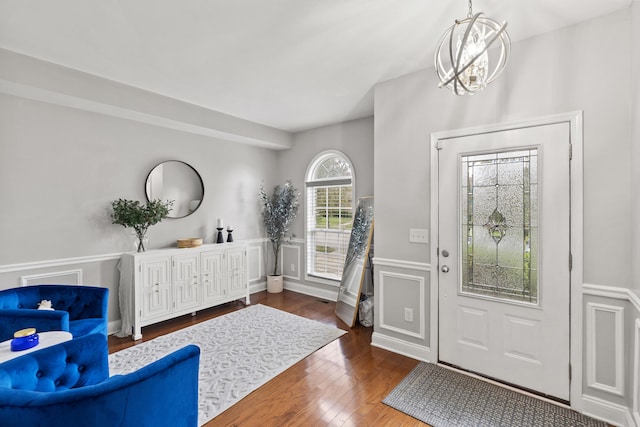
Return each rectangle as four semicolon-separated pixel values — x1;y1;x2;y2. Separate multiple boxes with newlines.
145;160;204;218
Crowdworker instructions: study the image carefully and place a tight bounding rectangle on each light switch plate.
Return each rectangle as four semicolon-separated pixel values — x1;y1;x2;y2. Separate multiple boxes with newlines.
409;228;429;244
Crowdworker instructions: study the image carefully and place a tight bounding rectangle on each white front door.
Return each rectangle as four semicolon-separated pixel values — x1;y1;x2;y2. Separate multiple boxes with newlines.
437;122;571;401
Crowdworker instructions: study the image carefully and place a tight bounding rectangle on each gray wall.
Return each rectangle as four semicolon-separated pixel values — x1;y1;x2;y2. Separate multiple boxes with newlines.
281;116;374;237
0;88;279;323
0;93;277;262
274;116;374;298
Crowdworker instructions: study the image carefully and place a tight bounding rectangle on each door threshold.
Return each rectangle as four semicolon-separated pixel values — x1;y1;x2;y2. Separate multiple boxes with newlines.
437;361;570;408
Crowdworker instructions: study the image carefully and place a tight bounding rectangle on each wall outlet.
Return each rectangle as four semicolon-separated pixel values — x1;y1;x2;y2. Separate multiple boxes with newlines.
404;307;414;322
409;228;429;244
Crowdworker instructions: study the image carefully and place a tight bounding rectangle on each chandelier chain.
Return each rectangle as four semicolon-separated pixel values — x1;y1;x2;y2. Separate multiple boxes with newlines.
467;0;473;18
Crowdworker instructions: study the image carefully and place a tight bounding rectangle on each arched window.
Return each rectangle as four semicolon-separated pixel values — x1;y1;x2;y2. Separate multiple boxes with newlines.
305;151;355;282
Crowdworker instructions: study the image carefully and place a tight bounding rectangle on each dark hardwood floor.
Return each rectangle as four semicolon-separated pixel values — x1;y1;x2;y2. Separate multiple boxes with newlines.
108;290;426;426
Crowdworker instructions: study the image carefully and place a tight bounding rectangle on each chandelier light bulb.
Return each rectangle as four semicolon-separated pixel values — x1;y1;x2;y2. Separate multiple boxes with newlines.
435;9;510;96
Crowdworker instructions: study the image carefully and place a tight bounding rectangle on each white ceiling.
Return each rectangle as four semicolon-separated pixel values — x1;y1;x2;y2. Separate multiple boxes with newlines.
0;0;631;133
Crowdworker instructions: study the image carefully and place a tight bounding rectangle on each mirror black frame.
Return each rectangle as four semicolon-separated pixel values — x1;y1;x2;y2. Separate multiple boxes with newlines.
145;160;204;219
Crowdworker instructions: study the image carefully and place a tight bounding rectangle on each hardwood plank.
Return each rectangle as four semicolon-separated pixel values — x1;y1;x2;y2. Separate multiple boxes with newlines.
108;290;427;426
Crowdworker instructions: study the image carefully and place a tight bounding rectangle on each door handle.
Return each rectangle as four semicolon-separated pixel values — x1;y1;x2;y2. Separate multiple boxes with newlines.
441;265;450;273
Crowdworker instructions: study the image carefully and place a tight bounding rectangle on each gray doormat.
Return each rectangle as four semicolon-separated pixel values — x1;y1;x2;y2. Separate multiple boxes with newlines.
383;362;606;427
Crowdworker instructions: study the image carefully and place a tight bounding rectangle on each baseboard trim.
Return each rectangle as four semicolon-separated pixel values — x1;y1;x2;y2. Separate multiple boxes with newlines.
371;331;432;362
582;394;633;427
108;319;122;336
250;282;267;294
284;280;338;302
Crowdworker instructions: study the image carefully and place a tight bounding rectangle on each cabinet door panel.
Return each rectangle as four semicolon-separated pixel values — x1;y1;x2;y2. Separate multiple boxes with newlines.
201;251;224;303
173;253;200;311
140;257;172;320
226;247;246;297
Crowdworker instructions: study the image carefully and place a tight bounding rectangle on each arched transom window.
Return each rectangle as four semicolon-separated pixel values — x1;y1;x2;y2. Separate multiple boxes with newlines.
305;151;354;282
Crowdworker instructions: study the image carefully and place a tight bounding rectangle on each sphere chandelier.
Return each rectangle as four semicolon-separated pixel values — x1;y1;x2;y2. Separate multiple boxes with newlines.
434;0;511;96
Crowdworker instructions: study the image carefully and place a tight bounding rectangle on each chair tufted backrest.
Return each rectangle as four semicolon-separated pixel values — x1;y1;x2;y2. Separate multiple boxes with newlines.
37;285;108;321
0;334;108;392
0;285;109;321
0;287;42;310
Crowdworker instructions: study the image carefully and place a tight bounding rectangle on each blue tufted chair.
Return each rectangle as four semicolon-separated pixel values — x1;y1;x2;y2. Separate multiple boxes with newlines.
0;333;200;427
0;285;109;342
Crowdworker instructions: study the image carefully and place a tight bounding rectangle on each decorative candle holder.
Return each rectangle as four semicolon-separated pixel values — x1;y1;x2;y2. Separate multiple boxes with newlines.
216;227;224;243
11;328;39;352
226;227;234;243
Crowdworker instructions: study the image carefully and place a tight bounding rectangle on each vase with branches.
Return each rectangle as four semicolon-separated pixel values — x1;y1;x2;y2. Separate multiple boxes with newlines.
258;180;299;292
111;198;174;252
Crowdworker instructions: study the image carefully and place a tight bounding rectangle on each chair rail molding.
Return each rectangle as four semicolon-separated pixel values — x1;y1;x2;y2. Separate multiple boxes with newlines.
371;257;431;271
0;253;122;274
583;283;640;312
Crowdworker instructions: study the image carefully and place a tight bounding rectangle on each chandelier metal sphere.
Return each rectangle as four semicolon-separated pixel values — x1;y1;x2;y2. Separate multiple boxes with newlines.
434;1;511;96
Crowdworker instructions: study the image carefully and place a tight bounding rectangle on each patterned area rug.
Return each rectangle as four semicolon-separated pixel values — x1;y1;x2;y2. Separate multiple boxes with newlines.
383;362;606;427
109;304;346;426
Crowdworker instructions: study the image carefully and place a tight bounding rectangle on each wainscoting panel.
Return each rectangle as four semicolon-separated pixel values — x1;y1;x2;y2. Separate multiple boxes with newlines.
378;270;425;340
247;245;263;283
586;301;625;397
20;269;83;286
282;244;301;281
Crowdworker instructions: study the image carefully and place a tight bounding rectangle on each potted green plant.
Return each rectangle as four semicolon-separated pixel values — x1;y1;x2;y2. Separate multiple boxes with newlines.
111;198;174;252
258;180;300;293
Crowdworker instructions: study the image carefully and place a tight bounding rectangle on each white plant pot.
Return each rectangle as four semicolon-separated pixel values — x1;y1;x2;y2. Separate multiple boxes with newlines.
266;275;284;293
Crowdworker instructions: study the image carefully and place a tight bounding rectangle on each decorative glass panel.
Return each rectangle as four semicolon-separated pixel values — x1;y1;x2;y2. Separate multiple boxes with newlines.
460;149;539;304
313;157;352;179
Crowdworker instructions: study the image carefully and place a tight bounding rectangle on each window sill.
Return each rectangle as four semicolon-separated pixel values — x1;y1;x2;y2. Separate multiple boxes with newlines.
305;274;341;287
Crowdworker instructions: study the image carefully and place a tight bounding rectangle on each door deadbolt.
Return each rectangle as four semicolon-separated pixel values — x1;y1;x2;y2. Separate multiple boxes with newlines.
441;250;449;258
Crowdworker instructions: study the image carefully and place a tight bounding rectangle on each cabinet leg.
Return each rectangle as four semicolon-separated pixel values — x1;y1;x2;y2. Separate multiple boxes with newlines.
245;295;251;305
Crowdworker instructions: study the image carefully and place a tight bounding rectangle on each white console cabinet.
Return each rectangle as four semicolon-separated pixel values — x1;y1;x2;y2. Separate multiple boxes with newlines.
118;242;249;340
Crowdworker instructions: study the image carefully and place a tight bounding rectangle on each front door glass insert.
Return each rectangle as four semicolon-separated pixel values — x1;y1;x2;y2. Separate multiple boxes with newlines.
460;149;539;304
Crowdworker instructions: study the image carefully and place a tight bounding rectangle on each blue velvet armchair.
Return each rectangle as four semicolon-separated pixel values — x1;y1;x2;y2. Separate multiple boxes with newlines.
0;333;200;427
0;285;109;342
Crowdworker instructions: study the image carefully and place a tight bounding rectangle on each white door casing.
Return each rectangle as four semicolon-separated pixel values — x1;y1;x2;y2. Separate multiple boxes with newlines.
436;120;575;401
